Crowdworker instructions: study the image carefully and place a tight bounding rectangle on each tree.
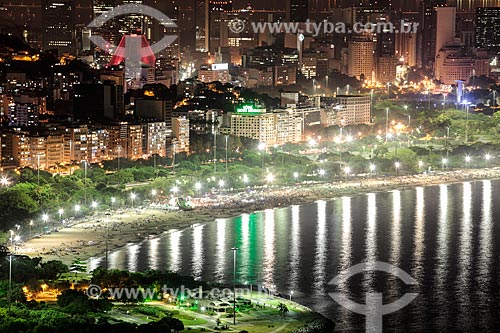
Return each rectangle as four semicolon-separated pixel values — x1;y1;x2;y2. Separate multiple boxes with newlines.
278;303;289;317
69;259;87;279
40;261;69;281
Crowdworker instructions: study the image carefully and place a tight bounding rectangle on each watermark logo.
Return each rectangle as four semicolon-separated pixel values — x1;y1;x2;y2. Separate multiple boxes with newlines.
87;4;177;78
85;284;251;301
228;19;246;34
328;262;418;333
229;19;418;37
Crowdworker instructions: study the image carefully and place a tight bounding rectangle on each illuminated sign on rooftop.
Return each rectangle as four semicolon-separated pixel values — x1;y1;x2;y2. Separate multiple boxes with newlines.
235;105;265;114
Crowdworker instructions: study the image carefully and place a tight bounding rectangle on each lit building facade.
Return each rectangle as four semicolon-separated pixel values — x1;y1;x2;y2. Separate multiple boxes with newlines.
223;106;303;146
172;117;190;154
348;39;374;80
335;95;372;126
42;0;75;55
475;7;500;52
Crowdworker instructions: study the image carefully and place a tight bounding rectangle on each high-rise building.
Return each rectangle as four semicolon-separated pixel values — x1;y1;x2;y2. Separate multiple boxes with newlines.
93;0;115;17
73;81;124;121
335;95;372;126
143;121;169;156
435;7;456;58
42;0;75;55
208;0;232;51
475;7;500;52
172;117;190;154
348;38;374;81
286;0;308;22
418;0;447;69
447;0;500;12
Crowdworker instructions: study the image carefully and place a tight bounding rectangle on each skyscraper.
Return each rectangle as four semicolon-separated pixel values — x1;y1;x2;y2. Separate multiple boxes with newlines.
42;0;75;55
348;38;374;80
418;0;447;69
475;7;500;51
286;0;308;22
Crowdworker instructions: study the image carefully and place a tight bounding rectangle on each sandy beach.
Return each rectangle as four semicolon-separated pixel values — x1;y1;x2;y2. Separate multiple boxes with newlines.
18;168;500;266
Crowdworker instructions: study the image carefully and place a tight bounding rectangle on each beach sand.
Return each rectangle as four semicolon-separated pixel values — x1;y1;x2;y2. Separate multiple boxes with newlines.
18;168;500;266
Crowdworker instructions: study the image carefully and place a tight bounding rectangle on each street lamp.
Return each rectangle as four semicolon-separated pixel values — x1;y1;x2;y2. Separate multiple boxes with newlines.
319;169;325;177
91;201;98;209
58;208;64;223
231;247;238;325
42;213;49;224
266;173;274;184
74;204;81;215
395;161;401;177
171;186;179;195
195;182;202;196
418;160;424;171
369;163;376;174
218;179;225;191
130;192;137;209
344;166;350;181
258;142;266;176
111;197;116;208
293;172;299;180
29;220;34;238
465;155;471;168
442;158;448;170
485;153;492;167
242;174;249;185
463;101;471;144
290;290;294;302
225;135;229;173
83;160;88;206
385;107;389;143
105;212;111;270
0;176;9;186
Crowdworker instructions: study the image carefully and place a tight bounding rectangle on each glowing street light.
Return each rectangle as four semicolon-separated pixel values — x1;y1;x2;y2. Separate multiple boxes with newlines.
442;158;448;170
171;186;179;195
258;142;266;151
369;163;376;174
151;189;157;197
242;174;249;184
42;213;49;223
344;166;351;181
465;155;471;168
29;220;34;238
74;204;81;214
91;201;98;209
293;172;299;180
0;176;9;186
485;153;492;167
111;197;116;208
395;161;401;177
195;182;202;196
319;169;326;177
266;173;274;183
130;192;137;209
418;160;424;169
58;208;64;222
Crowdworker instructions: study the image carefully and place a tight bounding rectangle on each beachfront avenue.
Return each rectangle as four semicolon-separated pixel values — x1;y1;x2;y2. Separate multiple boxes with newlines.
0;100;499;241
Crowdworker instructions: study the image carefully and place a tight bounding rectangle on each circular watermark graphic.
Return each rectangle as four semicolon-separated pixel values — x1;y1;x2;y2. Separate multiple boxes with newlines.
228;18;246;33
86;284;103;298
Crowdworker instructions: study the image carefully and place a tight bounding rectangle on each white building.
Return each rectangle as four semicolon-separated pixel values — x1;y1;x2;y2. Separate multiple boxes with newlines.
198;63;231;84
223;106;303;146
172;117;190;154
334;95;371;126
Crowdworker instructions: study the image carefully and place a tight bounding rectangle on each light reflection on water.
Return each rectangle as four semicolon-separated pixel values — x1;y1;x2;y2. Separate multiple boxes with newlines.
90;180;500;331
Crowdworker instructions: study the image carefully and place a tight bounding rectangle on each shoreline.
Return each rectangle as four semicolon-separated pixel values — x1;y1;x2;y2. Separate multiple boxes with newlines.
18;168;500;266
